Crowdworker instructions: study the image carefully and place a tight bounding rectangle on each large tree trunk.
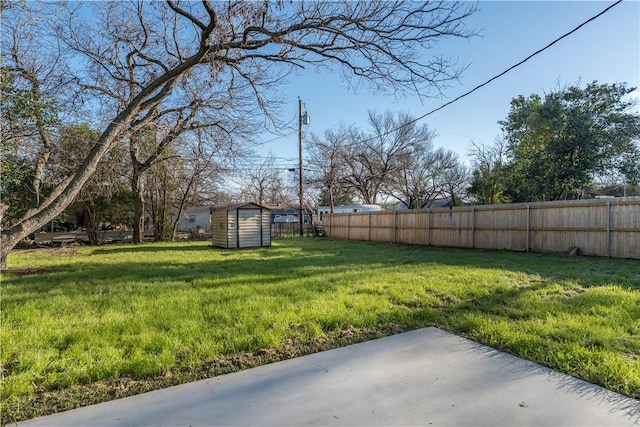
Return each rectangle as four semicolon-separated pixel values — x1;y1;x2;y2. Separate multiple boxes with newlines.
84;203;101;245
131;170;145;244
0;9;218;269
0;121;126;269
0;178;85;268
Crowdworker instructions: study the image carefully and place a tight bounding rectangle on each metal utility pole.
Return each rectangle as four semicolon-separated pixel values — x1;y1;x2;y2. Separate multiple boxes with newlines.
298;98;304;237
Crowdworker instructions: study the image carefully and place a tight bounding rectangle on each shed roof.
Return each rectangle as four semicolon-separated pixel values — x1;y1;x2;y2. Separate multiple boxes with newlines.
210;202;271;213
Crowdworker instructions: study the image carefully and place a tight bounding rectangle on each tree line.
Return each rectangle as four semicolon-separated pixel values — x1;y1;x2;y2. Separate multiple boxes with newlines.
468;82;640;204
305;82;640;211
0;0;477;267
307;111;467;210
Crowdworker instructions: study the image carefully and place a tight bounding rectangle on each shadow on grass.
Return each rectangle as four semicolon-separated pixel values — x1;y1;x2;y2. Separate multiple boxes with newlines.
89;242;217;255
4;239;639;385
4;239;640;302
3;247;344;307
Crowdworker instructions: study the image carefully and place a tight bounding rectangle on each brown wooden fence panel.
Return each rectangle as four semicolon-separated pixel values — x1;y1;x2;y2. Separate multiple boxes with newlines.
610;200;640;258
529;201;608;256
370;212;395;242
325;214;349;239
395;211;429;245
348;213;370;241
474;205;527;251
323;198;640;259
428;208;473;248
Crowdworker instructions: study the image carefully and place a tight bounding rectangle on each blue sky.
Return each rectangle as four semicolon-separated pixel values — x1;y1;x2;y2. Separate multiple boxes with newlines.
253;1;640;169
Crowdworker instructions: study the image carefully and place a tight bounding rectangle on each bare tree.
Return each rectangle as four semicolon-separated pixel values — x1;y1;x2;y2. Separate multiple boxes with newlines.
371;110;467;210
385;146;453;209
341;111;434;204
127;111;200;243
169;139;220;239
237;156;294;206
60;2;263;243
308;124;358;210
311;113;467;209
144;125;234;240
440;157;469;206
1;0;476;268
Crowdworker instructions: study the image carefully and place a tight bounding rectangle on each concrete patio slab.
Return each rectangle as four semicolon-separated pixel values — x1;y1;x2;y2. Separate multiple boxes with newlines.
14;327;639;426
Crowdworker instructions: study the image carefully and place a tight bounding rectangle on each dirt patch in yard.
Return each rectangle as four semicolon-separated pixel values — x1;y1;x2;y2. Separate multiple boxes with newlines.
4;265;70;277
4;244;79;276
14;241;82;254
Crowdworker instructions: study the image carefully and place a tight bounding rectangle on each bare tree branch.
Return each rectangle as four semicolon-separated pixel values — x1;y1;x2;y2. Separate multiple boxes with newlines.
1;0;477;266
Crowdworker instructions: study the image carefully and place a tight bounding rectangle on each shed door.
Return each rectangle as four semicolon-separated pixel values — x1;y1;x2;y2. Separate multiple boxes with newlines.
261;209;271;247
211;211;229;248
238;209;261;248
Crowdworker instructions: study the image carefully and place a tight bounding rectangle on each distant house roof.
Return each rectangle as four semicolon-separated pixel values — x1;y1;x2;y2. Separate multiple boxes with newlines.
181;206;211;213
395;197;453;210
269;206;313;214
210;202;271;213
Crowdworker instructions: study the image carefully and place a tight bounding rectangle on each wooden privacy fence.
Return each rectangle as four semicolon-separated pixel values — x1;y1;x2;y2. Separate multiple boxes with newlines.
323;198;640;259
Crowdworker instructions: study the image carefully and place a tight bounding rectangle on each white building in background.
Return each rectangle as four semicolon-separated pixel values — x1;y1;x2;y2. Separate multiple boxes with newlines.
174;207;211;233
317;204;382;228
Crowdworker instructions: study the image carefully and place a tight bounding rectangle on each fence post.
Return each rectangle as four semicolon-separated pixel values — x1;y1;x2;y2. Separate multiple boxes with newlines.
368;212;372;242
526;205;531;252
471;206;476;249
606;201;611;258
393;211;397;244
347;213;351;240
427;209;431;246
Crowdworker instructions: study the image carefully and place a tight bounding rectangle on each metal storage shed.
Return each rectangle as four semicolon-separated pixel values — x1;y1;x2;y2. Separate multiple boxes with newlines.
210;203;271;249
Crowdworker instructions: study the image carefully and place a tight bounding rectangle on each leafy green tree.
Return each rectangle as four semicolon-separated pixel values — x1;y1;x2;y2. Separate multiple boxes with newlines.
0;155;34;225
498;82;640;202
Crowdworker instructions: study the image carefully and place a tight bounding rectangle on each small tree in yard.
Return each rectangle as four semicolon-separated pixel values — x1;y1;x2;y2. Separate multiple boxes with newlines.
57;124;130;245
170;127;236;240
0;1;477;268
145;156;177;241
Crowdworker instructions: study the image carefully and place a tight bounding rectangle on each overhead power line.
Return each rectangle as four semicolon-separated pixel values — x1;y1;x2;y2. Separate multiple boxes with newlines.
353;0;624;146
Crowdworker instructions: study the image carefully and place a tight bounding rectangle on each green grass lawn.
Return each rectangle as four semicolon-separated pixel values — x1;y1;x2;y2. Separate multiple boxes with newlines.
2;239;639;422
